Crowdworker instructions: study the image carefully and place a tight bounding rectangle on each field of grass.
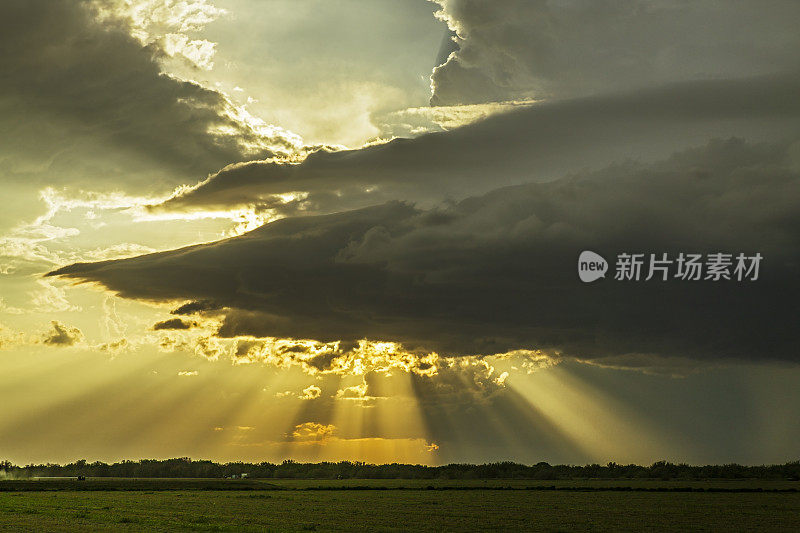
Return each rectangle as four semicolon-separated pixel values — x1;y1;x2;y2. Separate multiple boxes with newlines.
0;479;798;531
4;477;800;492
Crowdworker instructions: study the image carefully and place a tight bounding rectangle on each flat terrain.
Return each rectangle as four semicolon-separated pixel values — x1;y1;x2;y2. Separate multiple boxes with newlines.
0;479;798;531
3;477;799;491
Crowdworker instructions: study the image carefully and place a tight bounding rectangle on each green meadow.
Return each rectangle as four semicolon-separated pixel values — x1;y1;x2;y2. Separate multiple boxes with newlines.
1;479;798;531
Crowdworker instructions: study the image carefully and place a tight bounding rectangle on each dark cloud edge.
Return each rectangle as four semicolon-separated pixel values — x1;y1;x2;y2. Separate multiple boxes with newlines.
47;137;800;369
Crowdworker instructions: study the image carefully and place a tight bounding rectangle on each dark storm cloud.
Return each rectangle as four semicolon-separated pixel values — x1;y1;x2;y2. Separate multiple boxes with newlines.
156;72;800;214
0;0;297;187
50;138;800;364
429;0;800;105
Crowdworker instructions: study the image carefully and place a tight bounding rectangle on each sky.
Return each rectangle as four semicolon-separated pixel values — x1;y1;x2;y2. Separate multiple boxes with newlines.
1;0;799;466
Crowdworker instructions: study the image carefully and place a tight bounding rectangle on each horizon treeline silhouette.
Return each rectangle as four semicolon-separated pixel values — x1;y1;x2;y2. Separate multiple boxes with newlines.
2;459;799;480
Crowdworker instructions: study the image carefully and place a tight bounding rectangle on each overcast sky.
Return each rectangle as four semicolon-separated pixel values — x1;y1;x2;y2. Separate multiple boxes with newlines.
1;0;799;466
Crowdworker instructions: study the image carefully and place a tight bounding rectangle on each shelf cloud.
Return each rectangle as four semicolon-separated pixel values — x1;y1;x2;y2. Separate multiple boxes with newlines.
51;137;800;365
155;72;800;217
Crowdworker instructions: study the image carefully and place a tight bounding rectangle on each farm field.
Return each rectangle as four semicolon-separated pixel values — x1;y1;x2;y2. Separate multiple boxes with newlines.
0;479;799;532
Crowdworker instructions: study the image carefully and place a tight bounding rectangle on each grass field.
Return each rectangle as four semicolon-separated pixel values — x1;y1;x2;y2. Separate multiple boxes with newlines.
1;479;798;531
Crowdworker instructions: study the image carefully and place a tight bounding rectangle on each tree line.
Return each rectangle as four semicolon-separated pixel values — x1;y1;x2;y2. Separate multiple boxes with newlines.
1;459;799;480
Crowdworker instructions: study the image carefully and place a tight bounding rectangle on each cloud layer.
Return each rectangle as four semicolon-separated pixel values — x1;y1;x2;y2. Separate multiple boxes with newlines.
156;72;800;216
51;138;800;364
430;0;800;104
